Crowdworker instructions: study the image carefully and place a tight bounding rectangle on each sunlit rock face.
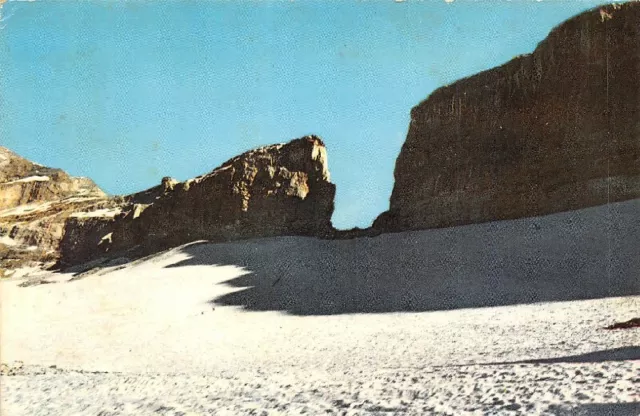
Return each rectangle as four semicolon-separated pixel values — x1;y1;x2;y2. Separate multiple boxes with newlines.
375;3;640;232
0;147;105;211
0;147;109;269
58;135;336;267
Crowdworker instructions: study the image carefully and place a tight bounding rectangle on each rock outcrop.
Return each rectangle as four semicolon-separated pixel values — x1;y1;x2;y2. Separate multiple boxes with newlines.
0;147;110;269
2;136;335;270
375;3;640;232
58;136;335;267
0;147;105;210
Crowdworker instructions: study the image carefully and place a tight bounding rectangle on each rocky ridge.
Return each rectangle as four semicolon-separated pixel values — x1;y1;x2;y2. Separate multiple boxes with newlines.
0;147;109;271
58;135;335;267
0;136;335;270
0;147;105;210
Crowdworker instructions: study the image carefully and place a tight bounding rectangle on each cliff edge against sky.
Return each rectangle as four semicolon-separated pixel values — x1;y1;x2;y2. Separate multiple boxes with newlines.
1;136;335;269
375;2;640;231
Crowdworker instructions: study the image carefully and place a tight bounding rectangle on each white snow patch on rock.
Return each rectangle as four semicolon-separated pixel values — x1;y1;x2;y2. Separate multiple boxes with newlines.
2;175;50;184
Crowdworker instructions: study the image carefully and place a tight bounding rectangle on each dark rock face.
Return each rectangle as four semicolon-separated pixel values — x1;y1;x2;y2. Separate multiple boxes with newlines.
58;136;335;267
375;3;640;232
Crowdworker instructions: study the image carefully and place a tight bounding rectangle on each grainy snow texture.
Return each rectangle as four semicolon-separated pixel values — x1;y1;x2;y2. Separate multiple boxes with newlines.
1;200;639;415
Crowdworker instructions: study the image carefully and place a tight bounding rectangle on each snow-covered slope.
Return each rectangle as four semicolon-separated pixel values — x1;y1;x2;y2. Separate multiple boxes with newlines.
1;199;638;415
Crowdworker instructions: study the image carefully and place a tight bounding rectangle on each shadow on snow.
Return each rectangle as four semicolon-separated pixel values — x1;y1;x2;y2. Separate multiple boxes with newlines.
162;199;640;316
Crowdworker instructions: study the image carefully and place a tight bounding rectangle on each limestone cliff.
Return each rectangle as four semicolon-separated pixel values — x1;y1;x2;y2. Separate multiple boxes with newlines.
0;147;109;269
58;136;335;267
375;3;640;231
0;147;105;210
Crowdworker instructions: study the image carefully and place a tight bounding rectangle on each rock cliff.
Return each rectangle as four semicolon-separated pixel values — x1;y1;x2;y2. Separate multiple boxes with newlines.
2;136;335;270
58;136;335;267
0;147;105;210
375;3;640;231
0;147;109;269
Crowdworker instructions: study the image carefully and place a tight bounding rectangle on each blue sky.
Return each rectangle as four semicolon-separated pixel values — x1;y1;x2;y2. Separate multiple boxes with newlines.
0;0;609;228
